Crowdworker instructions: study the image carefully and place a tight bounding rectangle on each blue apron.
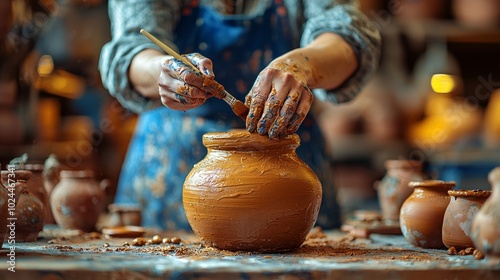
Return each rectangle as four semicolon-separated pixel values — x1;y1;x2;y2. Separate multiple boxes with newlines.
115;0;341;230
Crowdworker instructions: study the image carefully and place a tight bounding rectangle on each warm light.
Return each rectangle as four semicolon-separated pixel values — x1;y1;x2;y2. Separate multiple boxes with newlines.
37;55;54;76
431;74;456;94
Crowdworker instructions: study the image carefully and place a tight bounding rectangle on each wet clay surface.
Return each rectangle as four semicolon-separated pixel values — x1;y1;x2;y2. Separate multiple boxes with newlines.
1;225;499;280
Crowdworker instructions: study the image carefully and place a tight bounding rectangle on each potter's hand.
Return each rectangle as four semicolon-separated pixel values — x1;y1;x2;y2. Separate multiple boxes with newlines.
245;61;313;139
159;53;218;110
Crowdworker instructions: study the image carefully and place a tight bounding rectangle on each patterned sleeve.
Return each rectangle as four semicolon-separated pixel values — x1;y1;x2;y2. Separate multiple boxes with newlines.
300;0;381;103
98;0;182;113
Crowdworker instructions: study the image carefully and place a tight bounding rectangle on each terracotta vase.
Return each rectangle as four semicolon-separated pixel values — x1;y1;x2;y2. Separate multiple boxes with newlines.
50;170;107;232
375;160;426;221
442;190;491;250
0;170;45;242
400;180;455;249
471;167;500;260
183;130;322;252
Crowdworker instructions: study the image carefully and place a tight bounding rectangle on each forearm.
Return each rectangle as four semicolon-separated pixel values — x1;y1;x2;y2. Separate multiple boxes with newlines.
129;49;168;100
271;32;358;90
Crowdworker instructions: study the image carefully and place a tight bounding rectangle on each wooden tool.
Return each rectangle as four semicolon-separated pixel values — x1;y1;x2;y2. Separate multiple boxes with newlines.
140;29;249;121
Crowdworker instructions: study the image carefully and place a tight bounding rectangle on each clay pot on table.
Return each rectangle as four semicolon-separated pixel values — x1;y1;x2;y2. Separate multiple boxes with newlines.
442;190;491;250
106;203;142;227
400;180;455;249
471;167;500;260
0;170;45;242
50;170;107;232
375;160;426;221
183;130;322;252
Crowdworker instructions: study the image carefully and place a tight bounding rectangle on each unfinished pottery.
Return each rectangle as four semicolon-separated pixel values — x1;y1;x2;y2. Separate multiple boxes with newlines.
50;170;107;232
471;167;500;260
375;160;426;221
442;190;491;250
183;130;322;252
400;180;455;249
1;169;45;242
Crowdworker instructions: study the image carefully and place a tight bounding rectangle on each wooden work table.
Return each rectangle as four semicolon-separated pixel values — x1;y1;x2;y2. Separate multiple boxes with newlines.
0;226;499;279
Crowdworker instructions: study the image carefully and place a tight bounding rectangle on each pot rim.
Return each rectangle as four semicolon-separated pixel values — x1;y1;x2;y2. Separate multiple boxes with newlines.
202;129;300;151
408;180;455;189
1;169;32;180
448;189;491;198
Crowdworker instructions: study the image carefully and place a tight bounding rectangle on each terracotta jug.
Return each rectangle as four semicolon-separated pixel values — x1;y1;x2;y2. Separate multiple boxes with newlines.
0;166;23;248
400;180;455;249
50;170;107;232
442;190;491;250
183;130;322;252
1;169;45;242
375;160;426;221
471;167;500;260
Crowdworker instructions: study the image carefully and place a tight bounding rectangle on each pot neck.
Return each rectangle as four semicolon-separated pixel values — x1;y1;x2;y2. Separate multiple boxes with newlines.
203;130;300;152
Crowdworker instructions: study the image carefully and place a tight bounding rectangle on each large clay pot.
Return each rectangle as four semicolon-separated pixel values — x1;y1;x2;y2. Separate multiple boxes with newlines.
442;190;491;250
50;170;107;232
1;170;45;242
375;160;426;221
471;167;500;260
183;130;322;252
400;180;455;249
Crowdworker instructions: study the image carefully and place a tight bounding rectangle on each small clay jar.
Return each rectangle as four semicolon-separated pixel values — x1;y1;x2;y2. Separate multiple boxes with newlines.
442;190;491;250
400;180;455;249
183;130;322;252
42;154;62;224
0;170;45;242
375;160;426;221
471;167;500;260
0;166;23;248
107;203;142;227
50;170;107;232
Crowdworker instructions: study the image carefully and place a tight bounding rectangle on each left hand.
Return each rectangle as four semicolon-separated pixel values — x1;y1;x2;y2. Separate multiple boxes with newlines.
245;61;313;139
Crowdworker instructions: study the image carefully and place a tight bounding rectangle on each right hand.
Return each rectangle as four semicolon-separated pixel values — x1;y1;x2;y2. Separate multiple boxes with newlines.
158;53;218;111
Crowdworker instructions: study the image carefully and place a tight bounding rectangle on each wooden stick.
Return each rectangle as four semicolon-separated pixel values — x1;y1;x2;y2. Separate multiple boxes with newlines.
140;29;199;73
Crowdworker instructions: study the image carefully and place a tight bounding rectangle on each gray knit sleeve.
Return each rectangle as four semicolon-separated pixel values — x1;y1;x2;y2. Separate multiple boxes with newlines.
301;2;381;103
99;0;182;113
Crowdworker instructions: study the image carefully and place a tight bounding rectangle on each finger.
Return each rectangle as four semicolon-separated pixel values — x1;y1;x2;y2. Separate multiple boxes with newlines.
159;87;206;110
246;76;270;133
286;87;313;134
185;53;214;77
256;70;293;135
268;89;302;139
162;57;216;97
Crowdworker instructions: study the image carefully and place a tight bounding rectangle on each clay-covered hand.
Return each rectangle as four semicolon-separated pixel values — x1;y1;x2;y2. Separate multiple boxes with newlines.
245;61;313;139
159;53;219;110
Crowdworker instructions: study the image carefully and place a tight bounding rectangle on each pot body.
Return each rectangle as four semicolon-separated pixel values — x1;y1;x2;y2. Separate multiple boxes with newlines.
183;130;322;252
376;160;425;221
50;170;105;232
442;190;491;250
472;167;500;260
400;180;455;248
1;170;44;242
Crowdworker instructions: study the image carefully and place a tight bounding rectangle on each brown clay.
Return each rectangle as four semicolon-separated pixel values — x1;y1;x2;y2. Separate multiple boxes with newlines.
442;190;491;250
1;170;45;242
183;130;322;252
375;160;426;221
50;170;107;232
471;167;500;260
400;180;455;249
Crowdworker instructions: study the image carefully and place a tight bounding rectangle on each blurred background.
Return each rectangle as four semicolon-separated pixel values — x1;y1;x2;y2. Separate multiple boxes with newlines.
1;0;499;217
